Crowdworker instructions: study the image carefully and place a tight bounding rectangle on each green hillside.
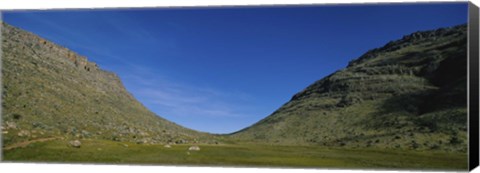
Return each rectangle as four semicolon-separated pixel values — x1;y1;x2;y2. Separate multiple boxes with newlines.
1;22;217;147
231;24;468;153
1;22;468;170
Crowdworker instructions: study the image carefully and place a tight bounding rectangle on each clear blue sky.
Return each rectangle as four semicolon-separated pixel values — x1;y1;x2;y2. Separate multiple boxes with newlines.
2;3;468;134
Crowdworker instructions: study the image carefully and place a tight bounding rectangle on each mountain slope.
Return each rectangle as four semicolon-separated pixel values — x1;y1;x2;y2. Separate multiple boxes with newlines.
231;24;468;152
1;23;213;147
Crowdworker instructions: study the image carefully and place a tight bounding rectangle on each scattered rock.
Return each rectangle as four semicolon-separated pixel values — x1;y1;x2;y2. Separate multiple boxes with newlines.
69;140;81;148
188;146;200;151
112;136;121;141
32;122;46;129
123;144;129;148
17;130;30;137
2;131;8;134
164;144;171;148
175;139;187;144
81;130;90;137
5;121;17;129
139;131;149;136
136;138;149;144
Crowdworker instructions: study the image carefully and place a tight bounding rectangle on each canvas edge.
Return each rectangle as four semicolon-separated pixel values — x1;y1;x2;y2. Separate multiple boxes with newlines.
468;1;480;171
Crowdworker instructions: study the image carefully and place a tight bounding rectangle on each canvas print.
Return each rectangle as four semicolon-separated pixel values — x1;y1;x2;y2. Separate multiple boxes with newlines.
0;2;471;170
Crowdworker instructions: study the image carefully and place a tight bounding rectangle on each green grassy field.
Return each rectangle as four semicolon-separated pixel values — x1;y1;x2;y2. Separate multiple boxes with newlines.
2;139;467;170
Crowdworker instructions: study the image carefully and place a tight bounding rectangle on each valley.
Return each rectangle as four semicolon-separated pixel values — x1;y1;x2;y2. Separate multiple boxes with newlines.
1;21;469;170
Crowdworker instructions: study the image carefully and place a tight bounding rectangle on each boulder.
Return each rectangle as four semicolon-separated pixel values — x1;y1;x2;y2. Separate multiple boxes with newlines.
164;144;171;148
136;138;149;144
69;140;81;148
81;130;91;137
175;139;187;144
32;122;46;129
17;130;30;137
5;121;17;129
188;146;200;151
139;131;149;136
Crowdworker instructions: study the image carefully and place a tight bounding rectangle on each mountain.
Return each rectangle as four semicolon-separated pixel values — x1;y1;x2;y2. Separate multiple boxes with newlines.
1;22;214;147
231;24;468;152
1;21;468;153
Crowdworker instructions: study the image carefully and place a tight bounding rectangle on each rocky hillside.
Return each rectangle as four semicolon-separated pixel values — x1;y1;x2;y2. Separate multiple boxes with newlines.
231;24;468;152
1;22;214;147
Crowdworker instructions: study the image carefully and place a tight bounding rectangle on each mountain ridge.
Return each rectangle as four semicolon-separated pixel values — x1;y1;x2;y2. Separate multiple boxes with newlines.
1;22;468;153
1;22;216;147
231;24;468;152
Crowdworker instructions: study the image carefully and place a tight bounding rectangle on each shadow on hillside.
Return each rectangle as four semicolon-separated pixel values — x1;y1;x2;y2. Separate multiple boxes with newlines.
360;91;429;131
359;85;467;133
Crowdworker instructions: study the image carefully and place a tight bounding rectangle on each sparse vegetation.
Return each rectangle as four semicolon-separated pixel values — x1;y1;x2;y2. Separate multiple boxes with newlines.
231;24;468;153
3;139;468;170
1;22;217;147
1;22;468;170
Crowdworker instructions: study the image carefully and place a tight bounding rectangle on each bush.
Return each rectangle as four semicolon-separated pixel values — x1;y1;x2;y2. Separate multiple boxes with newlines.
416;117;438;132
13;113;22;120
411;140;420;149
449;135;462;145
430;144;440;150
337;94;362;107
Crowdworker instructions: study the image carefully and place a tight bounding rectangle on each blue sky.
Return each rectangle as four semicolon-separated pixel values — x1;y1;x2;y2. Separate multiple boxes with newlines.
2;3;468;134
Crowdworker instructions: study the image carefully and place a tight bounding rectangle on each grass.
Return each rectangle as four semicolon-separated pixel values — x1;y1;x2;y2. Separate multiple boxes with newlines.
3;139;467;170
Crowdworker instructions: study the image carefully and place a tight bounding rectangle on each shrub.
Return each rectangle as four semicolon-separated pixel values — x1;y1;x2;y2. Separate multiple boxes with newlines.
411;140;420;149
430;144;440;150
13;113;22;120
449;135;462;145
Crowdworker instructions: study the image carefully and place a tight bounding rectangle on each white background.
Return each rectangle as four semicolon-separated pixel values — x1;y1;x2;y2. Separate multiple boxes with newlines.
0;0;479;173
